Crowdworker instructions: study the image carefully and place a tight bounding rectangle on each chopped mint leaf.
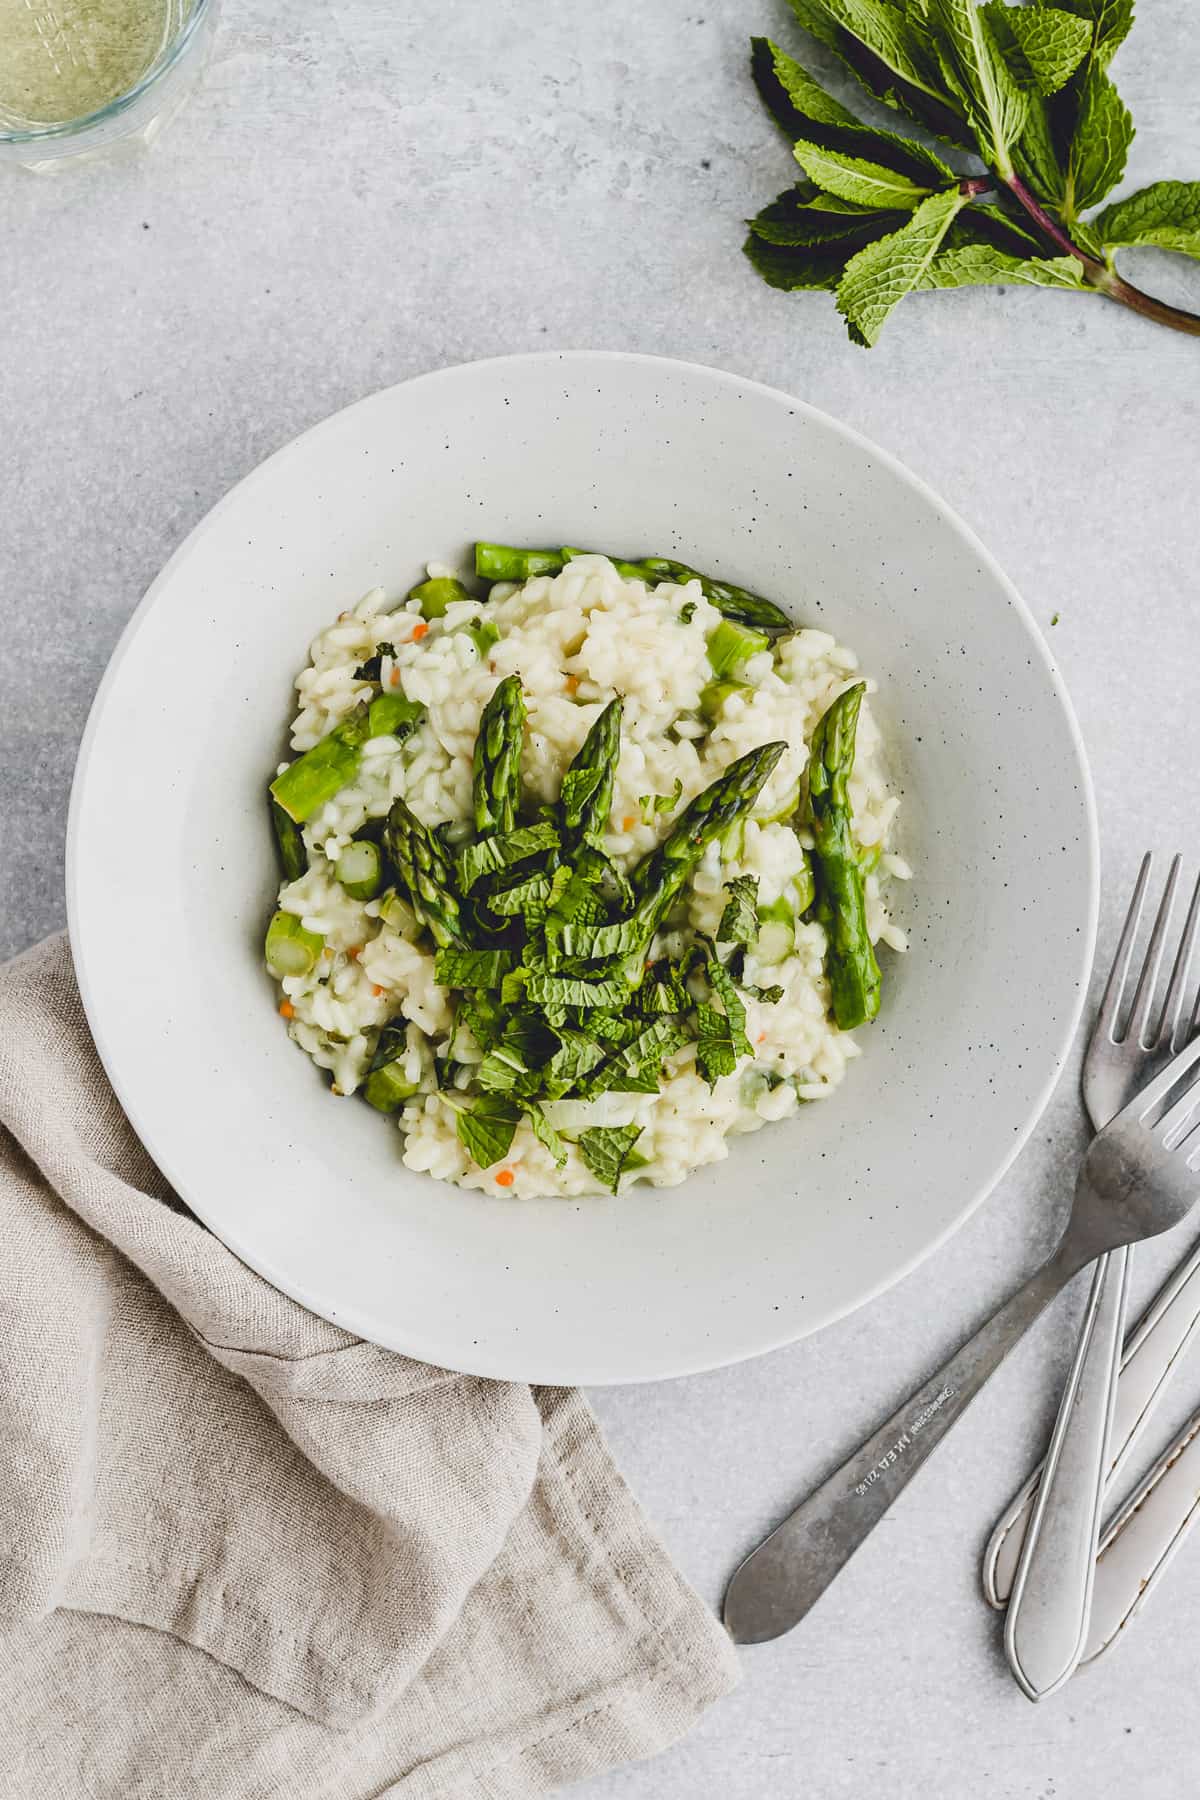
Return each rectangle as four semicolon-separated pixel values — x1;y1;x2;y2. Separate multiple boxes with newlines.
434;946;515;990
539;1031;608;1099
456;821;559;892
740;980;785;1005
718;875;760;948
354;642;396;682
708;959;753;1058
679;599;697;624
695;1033;739;1086
638;778;683;825
577;1124;645;1194
486;870;555;918
526;1103;568;1167
558;916;648;961
455;1095;520;1169
584;1017;687;1097
525;971;632;1010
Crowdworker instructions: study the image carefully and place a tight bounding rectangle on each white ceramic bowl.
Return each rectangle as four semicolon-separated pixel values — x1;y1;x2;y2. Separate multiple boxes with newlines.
68;352;1098;1384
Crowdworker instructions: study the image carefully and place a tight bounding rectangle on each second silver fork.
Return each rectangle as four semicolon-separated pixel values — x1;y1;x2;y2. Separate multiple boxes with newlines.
1001;854;1200;1700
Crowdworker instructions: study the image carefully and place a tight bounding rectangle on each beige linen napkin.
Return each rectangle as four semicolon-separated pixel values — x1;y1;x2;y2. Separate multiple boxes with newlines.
0;936;739;1798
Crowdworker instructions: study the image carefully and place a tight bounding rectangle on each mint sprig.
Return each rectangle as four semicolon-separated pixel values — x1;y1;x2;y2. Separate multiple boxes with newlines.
745;0;1200;342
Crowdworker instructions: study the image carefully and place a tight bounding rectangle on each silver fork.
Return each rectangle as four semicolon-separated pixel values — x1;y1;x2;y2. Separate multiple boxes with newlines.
997;855;1200;1699
723;1035;1200;1647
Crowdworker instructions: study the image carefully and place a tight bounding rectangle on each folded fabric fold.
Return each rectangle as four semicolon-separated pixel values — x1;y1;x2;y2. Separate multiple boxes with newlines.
0;935;738;1797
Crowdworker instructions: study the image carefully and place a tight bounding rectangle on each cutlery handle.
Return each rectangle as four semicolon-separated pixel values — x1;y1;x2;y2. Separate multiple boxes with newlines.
723;1253;1076;1644
1003;1246;1129;1700
983;1237;1200;1609
1082;1402;1200;1664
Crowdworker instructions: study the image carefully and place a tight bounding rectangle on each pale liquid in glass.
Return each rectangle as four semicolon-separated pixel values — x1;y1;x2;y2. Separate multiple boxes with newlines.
0;0;185;126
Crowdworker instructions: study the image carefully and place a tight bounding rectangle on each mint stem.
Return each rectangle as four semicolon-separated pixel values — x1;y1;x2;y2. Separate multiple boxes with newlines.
1002;172;1200;338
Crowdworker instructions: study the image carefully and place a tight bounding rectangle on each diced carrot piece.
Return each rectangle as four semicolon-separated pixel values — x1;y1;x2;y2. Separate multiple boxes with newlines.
495;1168;515;1187
564;674;579;694
390;667;402;686
412;621;428;641
622;815;636;831
371;984;385;997
279;1001;294;1019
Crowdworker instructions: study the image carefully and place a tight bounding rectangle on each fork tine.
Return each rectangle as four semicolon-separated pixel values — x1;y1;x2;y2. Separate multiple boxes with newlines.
1156;1074;1200;1149
1164;871;1200;1053
1096;853;1152;1043
1125;855;1181;1048
1132;1034;1200;1121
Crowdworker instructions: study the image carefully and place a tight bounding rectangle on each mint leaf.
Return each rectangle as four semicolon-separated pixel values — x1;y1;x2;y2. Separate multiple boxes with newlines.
984;3;1090;96
558;763;604;823
926;0;1028;174
525;971;632;1010
1095;181;1200;260
558;916;647;961
743;234;856;291
707;961;753;1059
1012;92;1068;203
752;36;859;135
474;1017;558;1097
586;1011;645;1046
540;1030;608;1099
837;187;969;343
793;138;942;209
486;869;554;918
695;1033;739;1085
638;959;691;1014
456;821;559;892
638;778;683;824
1055;0;1133;69
1067;64;1132;213
455;1095;520;1169
458;992;504;1052
525;1103;568;1167
585;1018;688;1098
741;980;785;1004
577;1124;645;1193
718;876;761;948
434;946;515;989
920;244;1087;289
816;0;949;106
750;189;908;248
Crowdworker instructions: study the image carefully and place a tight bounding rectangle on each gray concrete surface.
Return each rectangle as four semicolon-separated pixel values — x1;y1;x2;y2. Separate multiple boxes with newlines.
3;2;1199;1795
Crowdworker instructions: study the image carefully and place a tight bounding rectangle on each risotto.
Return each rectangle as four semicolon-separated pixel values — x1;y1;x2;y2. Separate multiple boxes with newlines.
265;547;911;1198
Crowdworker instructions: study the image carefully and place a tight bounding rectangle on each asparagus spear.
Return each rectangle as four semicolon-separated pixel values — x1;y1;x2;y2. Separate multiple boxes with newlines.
270;706;372;823
383;798;467;948
561;548;793;634
409;576;470;617
475;544;792;633
335;839;382;901
472;674;526;837
265;911;324;977
807;682;881;1031
269;797;308;881
475;543;564;582
630;741;786;938
559;697;623;849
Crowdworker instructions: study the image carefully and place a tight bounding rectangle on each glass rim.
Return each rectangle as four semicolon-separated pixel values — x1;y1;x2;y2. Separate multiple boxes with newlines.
0;0;214;145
